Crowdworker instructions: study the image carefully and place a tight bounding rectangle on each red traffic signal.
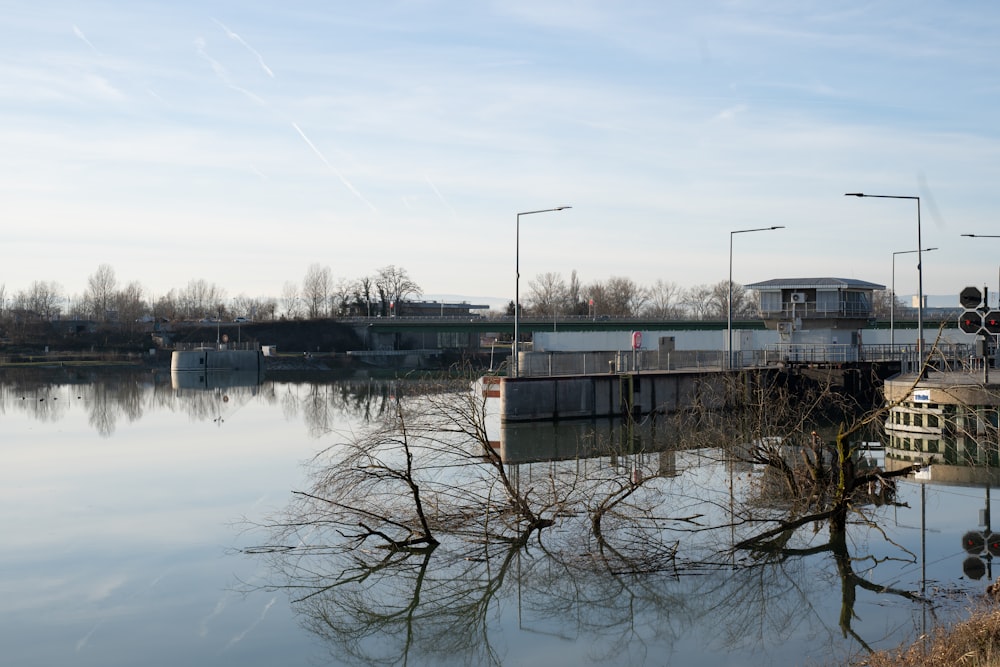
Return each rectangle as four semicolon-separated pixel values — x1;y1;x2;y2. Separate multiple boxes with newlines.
961;286;984;309
985;311;1000;334
960;310;983;334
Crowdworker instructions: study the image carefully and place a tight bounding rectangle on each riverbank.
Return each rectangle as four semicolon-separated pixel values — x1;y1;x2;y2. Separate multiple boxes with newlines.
859;603;1000;666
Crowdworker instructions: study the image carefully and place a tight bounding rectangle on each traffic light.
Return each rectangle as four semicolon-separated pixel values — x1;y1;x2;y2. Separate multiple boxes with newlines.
959;310;983;334
961;286;984;309
986;311;1000;334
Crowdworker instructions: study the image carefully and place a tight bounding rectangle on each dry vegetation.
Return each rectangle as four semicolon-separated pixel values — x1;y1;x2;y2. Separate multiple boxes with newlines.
860;605;1000;667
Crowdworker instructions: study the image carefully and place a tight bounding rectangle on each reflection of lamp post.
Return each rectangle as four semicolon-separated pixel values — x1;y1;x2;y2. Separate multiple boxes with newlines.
846;193;926;363
891;248;937;350
961;234;1000;307
728;226;784;369
513;206;571;377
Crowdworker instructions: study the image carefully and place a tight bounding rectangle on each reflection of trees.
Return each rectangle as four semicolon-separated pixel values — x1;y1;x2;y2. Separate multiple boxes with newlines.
242;368;951;664
0;370;410;436
286;545;516;666
276;380;398;436
255;500;931;666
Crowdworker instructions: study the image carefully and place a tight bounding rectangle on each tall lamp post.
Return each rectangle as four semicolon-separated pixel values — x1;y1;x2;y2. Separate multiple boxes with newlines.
513;206;571;377
891;247;938;349
961;234;1000;305
728;226;784;370
846;193;926;363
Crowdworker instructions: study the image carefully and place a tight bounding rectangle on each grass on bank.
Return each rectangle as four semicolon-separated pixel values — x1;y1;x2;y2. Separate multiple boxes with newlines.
860;604;1000;667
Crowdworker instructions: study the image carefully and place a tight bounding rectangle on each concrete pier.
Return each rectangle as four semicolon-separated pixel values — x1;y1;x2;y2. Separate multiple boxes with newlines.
499;369;738;422
170;348;265;373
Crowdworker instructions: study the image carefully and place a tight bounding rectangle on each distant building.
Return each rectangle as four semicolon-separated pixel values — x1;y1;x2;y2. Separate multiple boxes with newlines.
396;300;490;318
745;277;885;335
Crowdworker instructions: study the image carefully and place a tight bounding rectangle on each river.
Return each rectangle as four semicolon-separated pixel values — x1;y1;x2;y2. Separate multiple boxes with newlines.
0;367;993;666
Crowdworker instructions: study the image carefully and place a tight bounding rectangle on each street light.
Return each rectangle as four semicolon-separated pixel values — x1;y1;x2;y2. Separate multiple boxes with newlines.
961;234;1000;306
891;247;938;349
513;206;571;377
728;226;784;370
846;193;926;363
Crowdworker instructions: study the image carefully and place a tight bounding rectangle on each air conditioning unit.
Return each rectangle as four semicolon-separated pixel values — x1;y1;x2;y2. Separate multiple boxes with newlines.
790;292;807;304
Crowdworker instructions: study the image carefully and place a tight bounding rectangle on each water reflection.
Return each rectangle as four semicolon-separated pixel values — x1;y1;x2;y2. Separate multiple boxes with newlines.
255;473;939;666
247;381;961;667
2;370;997;666
0;368;401;437
170;367;265;390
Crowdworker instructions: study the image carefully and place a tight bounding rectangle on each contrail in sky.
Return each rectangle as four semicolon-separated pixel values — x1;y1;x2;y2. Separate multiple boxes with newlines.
72;25;101;54
425;174;459;223
291;122;377;212
212;18;275;77
195;37;265;105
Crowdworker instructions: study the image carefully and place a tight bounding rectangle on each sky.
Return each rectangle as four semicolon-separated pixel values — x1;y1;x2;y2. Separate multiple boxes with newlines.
5;1;1000;310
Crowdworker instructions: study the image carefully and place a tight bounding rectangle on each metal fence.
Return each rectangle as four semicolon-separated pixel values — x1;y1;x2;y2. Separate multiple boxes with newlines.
513;342;979;378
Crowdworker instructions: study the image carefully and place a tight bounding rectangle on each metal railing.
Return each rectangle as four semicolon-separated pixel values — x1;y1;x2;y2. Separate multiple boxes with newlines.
173;341;261;351
512;342;978;378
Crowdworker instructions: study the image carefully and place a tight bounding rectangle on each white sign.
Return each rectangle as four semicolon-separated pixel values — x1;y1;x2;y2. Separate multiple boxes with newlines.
913;389;931;403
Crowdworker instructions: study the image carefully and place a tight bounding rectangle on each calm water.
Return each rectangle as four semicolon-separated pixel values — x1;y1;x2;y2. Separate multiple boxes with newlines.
0;368;994;666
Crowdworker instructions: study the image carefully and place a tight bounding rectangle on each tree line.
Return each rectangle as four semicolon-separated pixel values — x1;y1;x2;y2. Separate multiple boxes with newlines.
0;263;422;327
0;263;906;327
519;270;906;320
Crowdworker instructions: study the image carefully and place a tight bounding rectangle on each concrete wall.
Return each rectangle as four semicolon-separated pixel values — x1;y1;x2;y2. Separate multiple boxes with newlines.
499;369;733;422
170;348;264;372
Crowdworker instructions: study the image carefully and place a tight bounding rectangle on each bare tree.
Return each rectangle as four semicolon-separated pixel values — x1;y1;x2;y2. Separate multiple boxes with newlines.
585;277;645;318
115;280;146;331
566;269;586;315
870;289;903;318
681;284;714;320
707;281;730;319
19;280;63;320
331;278;354;316
583;281;607;318
375;265;421;316
644;279;682;318
526;272;567;317
302;264;332;319
354;276;376;317
154;290;180;322
84;264;118;322
177;279;225;320
281;281;302;319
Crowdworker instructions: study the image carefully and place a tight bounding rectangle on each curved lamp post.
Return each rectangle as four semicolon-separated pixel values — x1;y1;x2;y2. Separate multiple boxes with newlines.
728;226;784;370
513;206;571;377
846;193;926;363
891;247;937;349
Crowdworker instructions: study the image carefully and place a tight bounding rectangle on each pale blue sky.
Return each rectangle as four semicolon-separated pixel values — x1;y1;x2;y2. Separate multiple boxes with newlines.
4;1;1000;307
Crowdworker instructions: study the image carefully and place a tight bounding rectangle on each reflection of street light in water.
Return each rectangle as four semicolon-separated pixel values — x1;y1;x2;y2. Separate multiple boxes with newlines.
962;486;999;583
